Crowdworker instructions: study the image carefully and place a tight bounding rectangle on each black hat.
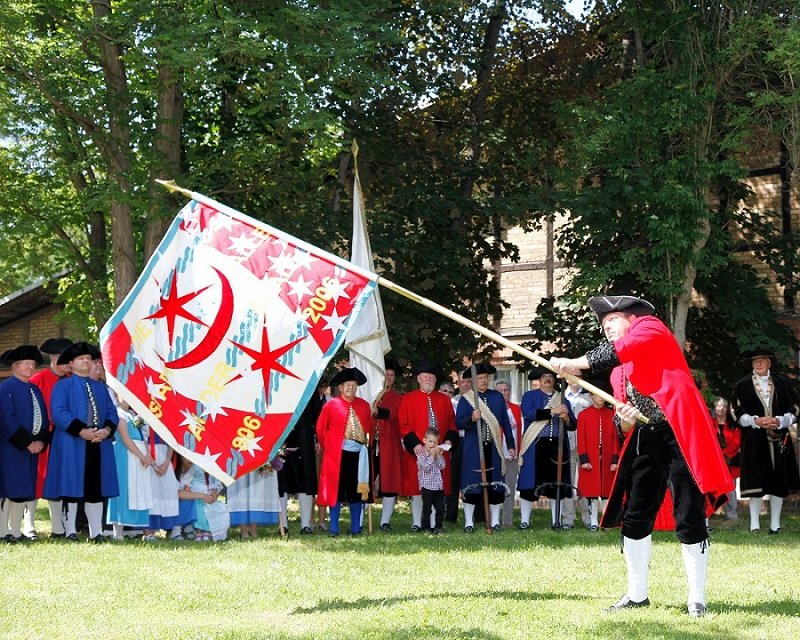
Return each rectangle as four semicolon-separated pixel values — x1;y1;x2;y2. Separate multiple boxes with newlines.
0;345;43;366
329;367;367;387
411;359;441;377
588;295;655;324
461;362;497;378
528;366;555;381
743;349;775;362
583;374;612;396
384;358;404;377
57;341;101;365
39;338;73;355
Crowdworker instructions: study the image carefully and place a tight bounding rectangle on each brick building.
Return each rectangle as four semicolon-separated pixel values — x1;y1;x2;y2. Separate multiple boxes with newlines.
0;274;74;380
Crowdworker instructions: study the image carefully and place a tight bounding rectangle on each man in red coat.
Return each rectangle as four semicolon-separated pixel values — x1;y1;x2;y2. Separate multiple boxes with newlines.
398;360;458;532
28;337;73;539
316;367;374;536
551;295;733;618
373;359;405;531
576;383;620;531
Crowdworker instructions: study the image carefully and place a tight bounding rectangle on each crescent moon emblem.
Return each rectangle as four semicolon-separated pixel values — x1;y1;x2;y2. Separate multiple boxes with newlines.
165;267;234;370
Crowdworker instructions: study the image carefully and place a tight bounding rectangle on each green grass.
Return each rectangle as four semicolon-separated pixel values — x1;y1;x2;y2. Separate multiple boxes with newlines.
1;502;798;639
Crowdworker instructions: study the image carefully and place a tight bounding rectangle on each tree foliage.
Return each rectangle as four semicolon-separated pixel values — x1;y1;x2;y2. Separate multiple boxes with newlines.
0;0;797;387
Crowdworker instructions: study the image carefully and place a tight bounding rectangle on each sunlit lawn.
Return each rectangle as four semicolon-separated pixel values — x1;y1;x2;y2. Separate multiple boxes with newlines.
1;501;798;639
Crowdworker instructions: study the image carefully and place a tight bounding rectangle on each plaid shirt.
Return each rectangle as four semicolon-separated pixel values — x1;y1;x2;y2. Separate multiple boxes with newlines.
416;449;446;491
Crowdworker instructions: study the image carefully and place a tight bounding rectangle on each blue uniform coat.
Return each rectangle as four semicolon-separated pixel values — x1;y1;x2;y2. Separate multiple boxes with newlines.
0;376;50;500
43;375;119;500
456;389;514;494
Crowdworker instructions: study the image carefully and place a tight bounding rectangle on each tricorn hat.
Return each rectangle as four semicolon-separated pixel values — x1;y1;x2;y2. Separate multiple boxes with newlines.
588;295;655;324
411;359;441;378
743;348;775;362
0;345;43;366
39;338;74;355
461;362;497;379
528;365;555;381
329;367;367;387
384;358;404;377
57;341;101;365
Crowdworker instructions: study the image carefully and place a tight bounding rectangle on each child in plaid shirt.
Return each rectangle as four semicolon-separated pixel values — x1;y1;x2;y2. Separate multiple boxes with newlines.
416;428;446;533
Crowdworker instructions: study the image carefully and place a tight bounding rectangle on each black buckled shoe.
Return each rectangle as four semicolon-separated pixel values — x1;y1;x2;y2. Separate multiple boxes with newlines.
299;526;313;535
687;602;706;617
605;596;650;612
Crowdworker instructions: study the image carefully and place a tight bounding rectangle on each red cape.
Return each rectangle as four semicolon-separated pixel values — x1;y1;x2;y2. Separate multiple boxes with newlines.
601;316;733;528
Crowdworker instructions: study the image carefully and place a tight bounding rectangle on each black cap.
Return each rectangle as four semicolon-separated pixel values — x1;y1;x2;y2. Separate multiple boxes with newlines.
743;349;775;362
1;345;43;366
588;295;655;324
528;366;555;381
57;341;101;365
384;358;404;377
39;338;74;355
461;362;497;378
329;367;367;387
411;359;441;377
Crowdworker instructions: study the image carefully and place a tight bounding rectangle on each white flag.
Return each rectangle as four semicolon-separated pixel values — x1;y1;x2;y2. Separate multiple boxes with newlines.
345;142;391;405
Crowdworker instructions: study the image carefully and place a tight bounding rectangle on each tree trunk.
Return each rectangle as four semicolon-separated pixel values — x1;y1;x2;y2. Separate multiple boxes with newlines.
92;0;136;305
146;62;185;259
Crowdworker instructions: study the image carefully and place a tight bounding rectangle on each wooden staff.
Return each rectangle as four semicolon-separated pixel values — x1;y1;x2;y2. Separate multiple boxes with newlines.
366;433;373;535
471;364;493;535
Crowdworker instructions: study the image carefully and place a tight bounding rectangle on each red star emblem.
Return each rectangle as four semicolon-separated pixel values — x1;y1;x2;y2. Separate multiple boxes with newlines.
231;326;306;406
145;270;210;346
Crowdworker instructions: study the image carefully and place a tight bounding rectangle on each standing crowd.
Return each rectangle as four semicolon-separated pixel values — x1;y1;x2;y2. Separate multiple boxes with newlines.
2;295;799;618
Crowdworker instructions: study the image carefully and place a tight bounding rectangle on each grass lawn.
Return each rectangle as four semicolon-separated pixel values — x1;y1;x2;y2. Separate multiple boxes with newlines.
1;501;798;640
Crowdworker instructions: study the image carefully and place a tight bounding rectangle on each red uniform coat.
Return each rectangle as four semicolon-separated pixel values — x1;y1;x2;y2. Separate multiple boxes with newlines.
717;418;741;480
577;405;620;498
398;390;458;497
601;315;733;528
506;402;522;453
315;395;374;507
376;388;404;494
29;367;67;498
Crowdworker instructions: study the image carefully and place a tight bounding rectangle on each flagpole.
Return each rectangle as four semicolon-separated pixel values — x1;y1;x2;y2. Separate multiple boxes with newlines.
374;276;643;419
154;179;642;419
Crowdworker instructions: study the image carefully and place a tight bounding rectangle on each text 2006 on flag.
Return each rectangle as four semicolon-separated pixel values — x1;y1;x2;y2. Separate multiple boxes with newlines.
100;196;377;485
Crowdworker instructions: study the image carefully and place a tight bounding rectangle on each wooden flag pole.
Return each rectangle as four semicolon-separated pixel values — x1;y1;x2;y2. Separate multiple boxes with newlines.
374;276;647;422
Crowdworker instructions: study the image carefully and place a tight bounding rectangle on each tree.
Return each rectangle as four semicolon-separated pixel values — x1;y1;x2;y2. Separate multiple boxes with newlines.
537;0;798;390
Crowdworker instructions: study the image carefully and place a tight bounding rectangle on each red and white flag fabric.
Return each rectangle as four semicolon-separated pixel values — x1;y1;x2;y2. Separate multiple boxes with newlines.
100;193;378;485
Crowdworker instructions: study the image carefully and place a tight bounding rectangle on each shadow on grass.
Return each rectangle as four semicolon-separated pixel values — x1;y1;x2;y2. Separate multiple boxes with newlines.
291;589;586;614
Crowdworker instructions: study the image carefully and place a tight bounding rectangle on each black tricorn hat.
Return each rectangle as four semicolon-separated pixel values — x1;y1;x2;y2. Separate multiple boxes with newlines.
743;348;775;362
329;367;367;387
57;341;101;365
411;359;441;377
588;295;655;324
461;362;497;379
384;358;404;377
528;365;555;381
39;338;74;355
1;345;43;366
583;374;612;396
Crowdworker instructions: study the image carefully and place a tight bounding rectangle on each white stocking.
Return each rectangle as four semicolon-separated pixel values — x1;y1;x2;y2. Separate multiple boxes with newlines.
84;502;103;539
519;498;533;526
463;503;475;528
748;497;762;531
768;495;783;531
380;497;396;526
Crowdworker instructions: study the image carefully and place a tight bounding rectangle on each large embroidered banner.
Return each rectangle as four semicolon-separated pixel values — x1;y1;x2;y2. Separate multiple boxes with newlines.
100;195;377;484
